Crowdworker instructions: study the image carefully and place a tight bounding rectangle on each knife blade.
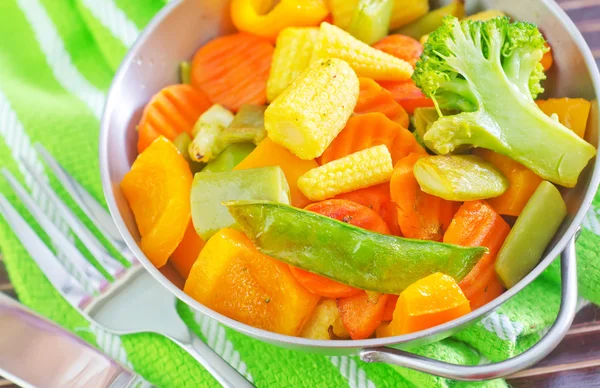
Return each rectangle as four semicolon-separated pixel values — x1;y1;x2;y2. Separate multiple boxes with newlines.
0;293;152;388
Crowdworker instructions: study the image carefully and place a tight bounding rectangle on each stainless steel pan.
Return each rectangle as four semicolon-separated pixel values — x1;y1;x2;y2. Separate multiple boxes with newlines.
99;0;600;380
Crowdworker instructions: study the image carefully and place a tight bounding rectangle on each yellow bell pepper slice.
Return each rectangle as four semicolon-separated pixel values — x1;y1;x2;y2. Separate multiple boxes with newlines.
231;0;329;41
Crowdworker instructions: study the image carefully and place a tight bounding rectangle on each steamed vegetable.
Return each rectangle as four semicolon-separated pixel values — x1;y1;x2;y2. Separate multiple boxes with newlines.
414;16;596;187
347;0;394;45
184;228;320;336
137;85;211;153
170;221;204;279
319;113;424;166
234;138;318;208
226;201;487;294
395;0;464;38
190;167;290;240
338;292;390;339
389;0;429;30
202;143;255;173
444;201;510;309
413;155;509;201
173;132;204;173
290;199;391;299
384;273;471;336
354;78;409;127
495;181;567;288
265;58;359;160
473;149;543;216
379;79;435;114
373;34;424;67
312;22;413;81
413;107;440;142
536;98;592;139
419;9;507;44
179;61;191;84
300;299;346;339
266;27;319;102
191;33;274;111
230;0;328;41
121;137;193;267
390;153;457;241
298;145;394;201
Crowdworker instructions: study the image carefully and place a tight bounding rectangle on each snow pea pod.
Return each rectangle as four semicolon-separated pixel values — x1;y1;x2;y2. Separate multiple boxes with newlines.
226;201;487;294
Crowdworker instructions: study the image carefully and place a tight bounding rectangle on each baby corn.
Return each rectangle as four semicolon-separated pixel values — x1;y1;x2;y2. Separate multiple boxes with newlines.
264;58;359;160
298;145;393;201
312;22;413;81
267;27;319;102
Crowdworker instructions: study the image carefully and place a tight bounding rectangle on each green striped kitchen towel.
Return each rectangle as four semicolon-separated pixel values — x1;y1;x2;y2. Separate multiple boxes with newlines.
0;1;598;387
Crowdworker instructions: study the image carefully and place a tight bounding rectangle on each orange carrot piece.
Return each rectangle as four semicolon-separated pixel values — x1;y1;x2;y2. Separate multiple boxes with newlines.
390;153;457;241
319;112;425;166
382;294;399;321
170;221;205;279
334;183;403;236
289;199;390;298
191;33;274;112
288;266;361;299
541;42;553;72
355;78;409;128
467;268;505;309
305;199;391;234
378;79;434;114
137;84;212;153
338;292;390;340
443;200;510;309
372;34;423;67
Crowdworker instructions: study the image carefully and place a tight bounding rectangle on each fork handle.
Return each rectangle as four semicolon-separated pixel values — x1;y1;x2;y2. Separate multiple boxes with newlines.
172;336;254;388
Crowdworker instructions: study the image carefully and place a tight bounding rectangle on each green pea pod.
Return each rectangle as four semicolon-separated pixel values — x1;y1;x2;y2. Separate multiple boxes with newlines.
495;181;567;288
202;143;255;173
414;155;508;201
226;200;487;294
348;0;394;45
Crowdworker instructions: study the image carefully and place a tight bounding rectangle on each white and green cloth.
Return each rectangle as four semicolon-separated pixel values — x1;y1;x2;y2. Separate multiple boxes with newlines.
0;1;599;387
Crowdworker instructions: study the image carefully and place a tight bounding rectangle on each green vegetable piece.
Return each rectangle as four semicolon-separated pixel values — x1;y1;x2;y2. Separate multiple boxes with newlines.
413;17;596;188
202;143;255;173
180;61;191;84
173;132;204;173
191;167;290;240
413;107;440;142
348;0;394;45
495;181;567;288
222;104;268;145
226;200;487;294
413;155;508;201
394;0;464;39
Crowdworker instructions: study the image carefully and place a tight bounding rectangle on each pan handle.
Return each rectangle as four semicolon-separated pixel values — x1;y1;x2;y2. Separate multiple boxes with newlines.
360;234;579;381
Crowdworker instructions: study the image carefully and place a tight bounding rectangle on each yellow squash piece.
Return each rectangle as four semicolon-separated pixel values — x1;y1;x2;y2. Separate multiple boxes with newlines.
396;0;464;39
536;98;592;139
121;137;193;268
390;0;429;30
230;0;328;41
386;272;471;336
298;145;393;201
267;27;319;102
184;228;320;336
312;22;413;81
265;58;359;160
300;299;340;340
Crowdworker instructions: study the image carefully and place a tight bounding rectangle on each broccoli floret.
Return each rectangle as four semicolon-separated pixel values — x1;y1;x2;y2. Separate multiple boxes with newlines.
413;16;596;187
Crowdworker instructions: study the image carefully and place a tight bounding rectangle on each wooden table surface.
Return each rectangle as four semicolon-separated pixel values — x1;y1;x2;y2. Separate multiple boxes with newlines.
2;0;600;387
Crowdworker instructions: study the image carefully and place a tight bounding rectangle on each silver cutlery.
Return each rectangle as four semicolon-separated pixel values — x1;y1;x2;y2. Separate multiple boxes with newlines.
0;143;253;388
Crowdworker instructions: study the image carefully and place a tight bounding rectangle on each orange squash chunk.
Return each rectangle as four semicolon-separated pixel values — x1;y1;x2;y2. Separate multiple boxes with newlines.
233;137;318;207
474;149;543;217
184;228;320;335
170;221;205;279
121;137;193;267
387;273;471;336
536;98;591;139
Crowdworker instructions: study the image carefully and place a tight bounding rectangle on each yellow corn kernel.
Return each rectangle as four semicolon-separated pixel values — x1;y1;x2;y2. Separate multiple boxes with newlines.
298;145;393;201
267;27;319;102
264;58;359;160
326;0;358;30
390;0;429;30
312;22;413;81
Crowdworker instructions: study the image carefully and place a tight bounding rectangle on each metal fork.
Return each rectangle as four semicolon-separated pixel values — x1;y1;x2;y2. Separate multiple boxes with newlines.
0;143;253;388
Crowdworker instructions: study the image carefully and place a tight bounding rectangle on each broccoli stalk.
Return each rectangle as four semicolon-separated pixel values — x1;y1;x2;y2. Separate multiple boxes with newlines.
413;16;596;187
